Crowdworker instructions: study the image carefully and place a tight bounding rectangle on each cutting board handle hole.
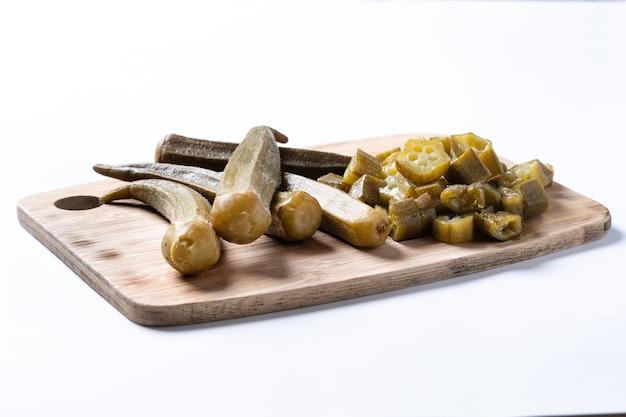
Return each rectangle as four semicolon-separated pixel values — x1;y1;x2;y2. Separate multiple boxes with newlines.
54;195;102;211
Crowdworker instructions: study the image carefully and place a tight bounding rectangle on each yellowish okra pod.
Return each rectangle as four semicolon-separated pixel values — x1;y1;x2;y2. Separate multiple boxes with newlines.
281;172;390;248
99;179;221;275
210;126;286;244
267;191;323;242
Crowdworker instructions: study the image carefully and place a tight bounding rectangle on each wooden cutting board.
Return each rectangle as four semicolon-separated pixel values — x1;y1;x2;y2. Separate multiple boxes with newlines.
17;133;612;326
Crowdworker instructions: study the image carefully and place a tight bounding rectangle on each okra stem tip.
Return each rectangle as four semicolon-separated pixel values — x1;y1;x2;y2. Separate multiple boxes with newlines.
154;135;169;162
267;127;289;144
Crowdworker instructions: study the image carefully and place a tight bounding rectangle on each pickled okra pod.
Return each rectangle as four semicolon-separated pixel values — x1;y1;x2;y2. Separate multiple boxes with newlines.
93;162;323;242
210;126;285;244
282;172;390;248
155;133;352;179
266;191;323;242
99;179;221;275
93;162;223;197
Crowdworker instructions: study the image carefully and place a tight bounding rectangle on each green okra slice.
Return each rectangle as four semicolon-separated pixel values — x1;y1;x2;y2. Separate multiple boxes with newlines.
499;159;554;189
432;213;475;244
317;172;350;191
445;147;491;185
513;178;550;219
379;156;419;208
388;193;436;242
342;148;383;188
498;186;524;217
473;210;522;241
349;174;384;207
394;138;450;186
450;132;504;180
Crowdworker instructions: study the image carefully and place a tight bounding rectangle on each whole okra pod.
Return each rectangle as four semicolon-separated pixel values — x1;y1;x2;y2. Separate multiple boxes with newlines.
155;133;352;179
209;126;285;244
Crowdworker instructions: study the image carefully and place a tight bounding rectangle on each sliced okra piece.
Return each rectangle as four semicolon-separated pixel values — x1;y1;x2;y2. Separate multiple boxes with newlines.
341;148;382;188
445;147;491;185
440;184;470;214
317;172;350;192
513;178;550;219
498;186;524;217
388;193;437;241
432;213;475;244
395;138;451;186
473;210;522;242
440;182;501;214
440;182;493;214
499;159;554;189
430;136;453;156
379;163;420;208
450;132;504;180
413;177;449;214
349;174;384;207
375;147;401;162
474;182;502;211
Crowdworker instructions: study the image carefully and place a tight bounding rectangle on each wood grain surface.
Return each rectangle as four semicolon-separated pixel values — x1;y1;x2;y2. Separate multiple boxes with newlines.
16;133;612;326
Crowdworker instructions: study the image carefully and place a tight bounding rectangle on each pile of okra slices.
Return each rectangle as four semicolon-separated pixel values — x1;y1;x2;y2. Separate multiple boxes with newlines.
319;132;553;244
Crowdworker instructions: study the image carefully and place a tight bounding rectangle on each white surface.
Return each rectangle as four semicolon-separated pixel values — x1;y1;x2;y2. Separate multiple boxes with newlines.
2;1;625;416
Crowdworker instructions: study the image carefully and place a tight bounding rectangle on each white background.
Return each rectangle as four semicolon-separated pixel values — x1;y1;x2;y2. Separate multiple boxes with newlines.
2;1;625;416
